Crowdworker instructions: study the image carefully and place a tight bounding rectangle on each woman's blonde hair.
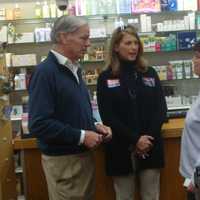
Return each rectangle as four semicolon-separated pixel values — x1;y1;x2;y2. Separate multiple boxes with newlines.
107;25;147;76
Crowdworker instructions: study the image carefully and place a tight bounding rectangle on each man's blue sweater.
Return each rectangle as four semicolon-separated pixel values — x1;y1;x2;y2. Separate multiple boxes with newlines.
28;52;96;155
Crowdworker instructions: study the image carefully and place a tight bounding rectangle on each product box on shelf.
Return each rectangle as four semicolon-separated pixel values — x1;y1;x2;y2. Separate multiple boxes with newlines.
161;34;176;51
183;60;192;79
132;0;161;13
116;0;132;14
0;26;8;43
0;8;6;20
11;54;37;67
183;0;197;11
10;105;23;121
14;32;34;44
154;65;168;80
97;0;116;15
167;64;174;80
161;0;177;11
5;8;14;20
199;0;200;10
5;53;12;67
177;31;196;50
21;112;29;137
90;28;106;38
169;60;183;79
34;28;46;42
34;28;52;43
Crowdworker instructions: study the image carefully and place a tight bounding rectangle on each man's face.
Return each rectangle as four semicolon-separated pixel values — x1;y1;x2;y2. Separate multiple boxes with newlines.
60;24;90;61
193;51;200;76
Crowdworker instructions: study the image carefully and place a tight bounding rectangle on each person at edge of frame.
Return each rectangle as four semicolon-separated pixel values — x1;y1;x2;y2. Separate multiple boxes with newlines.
180;40;200;200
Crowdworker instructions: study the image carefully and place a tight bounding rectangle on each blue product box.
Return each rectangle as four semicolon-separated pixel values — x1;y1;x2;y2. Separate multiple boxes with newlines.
161;0;177;11
116;0;131;14
178;32;196;50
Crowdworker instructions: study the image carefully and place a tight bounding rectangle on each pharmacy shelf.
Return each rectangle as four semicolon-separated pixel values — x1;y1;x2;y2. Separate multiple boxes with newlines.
81;60;105;64
0;10;193;25
168;105;190;111
8;65;35;69
0;17;55;25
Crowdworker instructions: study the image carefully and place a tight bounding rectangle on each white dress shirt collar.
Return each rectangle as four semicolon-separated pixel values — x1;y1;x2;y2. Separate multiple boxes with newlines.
51;50;80;83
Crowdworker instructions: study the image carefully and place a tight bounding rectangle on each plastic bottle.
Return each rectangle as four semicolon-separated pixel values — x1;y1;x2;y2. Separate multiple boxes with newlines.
14;74;20;90
50;2;57;18
35;1;42;18
92;91;102;122
14;4;21;19
43;1;50;18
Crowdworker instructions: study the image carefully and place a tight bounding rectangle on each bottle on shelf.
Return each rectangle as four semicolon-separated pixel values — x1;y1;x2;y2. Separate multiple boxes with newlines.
91;91;101;122
14;74;20;91
5;8;14;20
50;2;57;18
42;1;50;18
35;1;42;18
13;4;21;20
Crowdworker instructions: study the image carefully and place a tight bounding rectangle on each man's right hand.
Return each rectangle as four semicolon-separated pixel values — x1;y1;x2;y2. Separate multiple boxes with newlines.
83;131;103;149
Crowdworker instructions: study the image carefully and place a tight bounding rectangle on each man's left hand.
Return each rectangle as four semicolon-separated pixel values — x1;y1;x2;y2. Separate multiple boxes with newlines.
95;123;112;142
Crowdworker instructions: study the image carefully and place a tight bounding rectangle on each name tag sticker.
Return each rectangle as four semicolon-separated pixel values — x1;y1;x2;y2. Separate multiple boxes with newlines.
142;77;155;87
107;79;120;88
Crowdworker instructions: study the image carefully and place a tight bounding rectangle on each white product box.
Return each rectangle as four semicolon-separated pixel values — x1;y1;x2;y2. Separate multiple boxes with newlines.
177;0;184;10
140;14;147;32
45;28;51;41
146;16;152;32
0;8;6;20
157;23;163;32
184;0;197;11
15;32;35;43
12;54;37;67
188;12;195;30
35;28;46;42
128;18;138;24
90;28;106;38
163;21;168;31
50;3;57;18
5;53;12;67
10;105;23;120
0;26;7;42
166;96;182;108
57;8;63;17
184;16;190;30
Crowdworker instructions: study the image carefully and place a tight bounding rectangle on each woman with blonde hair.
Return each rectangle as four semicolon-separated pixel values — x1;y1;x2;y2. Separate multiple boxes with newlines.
97;25;167;200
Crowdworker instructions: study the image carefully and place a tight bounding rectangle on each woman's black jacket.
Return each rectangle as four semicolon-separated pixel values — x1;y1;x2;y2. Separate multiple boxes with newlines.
97;65;167;176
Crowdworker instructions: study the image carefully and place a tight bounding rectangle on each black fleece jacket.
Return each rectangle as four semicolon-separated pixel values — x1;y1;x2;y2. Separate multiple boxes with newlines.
97;61;167;175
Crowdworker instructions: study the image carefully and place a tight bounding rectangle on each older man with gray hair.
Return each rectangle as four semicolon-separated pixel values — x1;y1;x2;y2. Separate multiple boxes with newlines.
28;16;112;200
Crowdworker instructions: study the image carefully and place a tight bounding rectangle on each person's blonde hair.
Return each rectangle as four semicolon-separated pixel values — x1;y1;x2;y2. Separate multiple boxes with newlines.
107;25;147;76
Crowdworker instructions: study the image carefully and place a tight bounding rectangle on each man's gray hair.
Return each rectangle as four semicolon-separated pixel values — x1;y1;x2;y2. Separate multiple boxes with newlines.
50;16;88;43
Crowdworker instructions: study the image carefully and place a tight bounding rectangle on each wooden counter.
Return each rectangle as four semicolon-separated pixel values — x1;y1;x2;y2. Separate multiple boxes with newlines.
0;121;17;200
13;118;186;200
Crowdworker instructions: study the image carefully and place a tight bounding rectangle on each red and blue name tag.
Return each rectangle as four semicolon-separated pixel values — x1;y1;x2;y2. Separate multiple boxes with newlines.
107;79;120;88
142;77;155;87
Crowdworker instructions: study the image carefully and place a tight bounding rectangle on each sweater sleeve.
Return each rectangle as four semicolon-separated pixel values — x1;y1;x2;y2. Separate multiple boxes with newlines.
97;72;140;145
148;69;167;139
28;67;81;145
